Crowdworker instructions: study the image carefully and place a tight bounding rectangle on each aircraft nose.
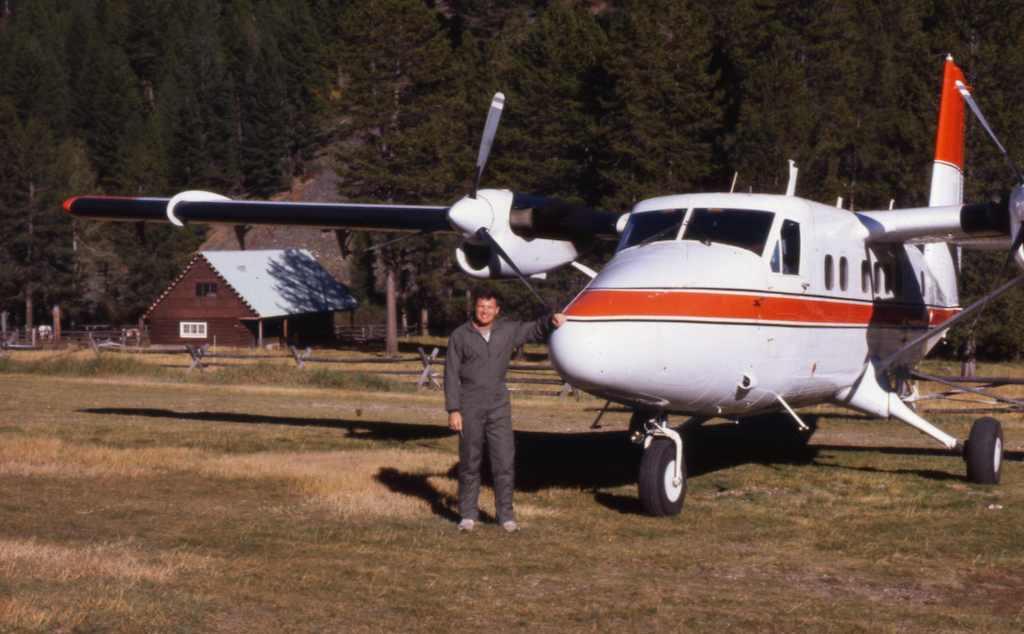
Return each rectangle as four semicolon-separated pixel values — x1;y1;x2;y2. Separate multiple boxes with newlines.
549;321;618;394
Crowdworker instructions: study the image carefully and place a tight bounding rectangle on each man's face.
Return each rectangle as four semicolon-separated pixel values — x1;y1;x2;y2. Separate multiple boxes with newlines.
474;297;500;327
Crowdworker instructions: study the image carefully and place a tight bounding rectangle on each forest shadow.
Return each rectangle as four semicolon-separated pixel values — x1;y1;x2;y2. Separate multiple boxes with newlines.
81;408;453;441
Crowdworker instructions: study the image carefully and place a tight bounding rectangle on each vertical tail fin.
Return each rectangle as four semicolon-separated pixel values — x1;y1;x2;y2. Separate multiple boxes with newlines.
928;55;968;206
924;55;967;308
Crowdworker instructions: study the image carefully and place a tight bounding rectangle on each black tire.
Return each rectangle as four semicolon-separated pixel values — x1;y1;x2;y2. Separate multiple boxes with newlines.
965;417;1003;485
638;438;686;516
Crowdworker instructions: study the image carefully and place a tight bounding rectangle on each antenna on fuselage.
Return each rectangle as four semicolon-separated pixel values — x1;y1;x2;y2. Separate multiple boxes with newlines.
729;171;739;193
835;196;843;208
785;160;798;196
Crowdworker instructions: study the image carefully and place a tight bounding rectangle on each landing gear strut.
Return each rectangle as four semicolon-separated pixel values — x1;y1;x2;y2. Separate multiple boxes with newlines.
634;413;686;517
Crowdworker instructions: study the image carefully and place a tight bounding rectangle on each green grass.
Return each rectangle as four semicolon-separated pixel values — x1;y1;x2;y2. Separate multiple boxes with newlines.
0;373;1022;631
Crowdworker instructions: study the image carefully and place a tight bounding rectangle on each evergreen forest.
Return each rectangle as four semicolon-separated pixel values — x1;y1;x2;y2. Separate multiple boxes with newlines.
3;0;1024;358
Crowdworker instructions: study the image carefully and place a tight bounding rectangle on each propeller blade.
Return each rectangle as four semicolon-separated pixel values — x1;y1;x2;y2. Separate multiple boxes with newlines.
955;80;1024;183
1002;185;1024;274
1003;222;1024;274
475;228;548;309
472;93;505;198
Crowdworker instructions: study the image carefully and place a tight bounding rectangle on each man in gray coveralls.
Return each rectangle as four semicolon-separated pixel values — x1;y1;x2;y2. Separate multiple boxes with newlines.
445;287;566;532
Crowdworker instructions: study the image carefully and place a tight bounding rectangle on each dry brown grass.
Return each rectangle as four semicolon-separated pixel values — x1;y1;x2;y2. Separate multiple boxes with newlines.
0;537;210;584
2;370;1023;631
0;538;211;630
0;435;554;523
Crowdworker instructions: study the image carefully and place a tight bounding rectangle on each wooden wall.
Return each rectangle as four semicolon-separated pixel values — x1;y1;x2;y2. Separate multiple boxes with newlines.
147;256;343;348
147;258;257;347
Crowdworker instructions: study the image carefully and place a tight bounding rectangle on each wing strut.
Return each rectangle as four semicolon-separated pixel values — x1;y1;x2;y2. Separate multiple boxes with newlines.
909;369;1024;409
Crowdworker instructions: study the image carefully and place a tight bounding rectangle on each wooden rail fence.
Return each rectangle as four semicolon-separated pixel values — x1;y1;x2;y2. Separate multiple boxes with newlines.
92;343;580;398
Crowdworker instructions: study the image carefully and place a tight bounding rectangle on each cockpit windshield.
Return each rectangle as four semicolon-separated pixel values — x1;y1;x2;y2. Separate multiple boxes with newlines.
682;208;775;255
617;209;685;251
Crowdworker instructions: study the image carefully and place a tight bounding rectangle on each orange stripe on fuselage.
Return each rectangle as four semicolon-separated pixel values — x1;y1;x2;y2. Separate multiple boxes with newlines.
934;57;968;170
565;289;960;328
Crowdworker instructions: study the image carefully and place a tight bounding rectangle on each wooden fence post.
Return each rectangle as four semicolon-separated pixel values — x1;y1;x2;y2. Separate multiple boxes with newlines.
960;334;976;378
1;311;7;339
416;347;441;390
52;305;61;344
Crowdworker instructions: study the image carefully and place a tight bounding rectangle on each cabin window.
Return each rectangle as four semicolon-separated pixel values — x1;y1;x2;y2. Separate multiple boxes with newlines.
681;208;775;255
861;260;870;292
824;255;834;290
179;321;207;339
780;220;800;274
196;282;218;297
770;241;781;273
884;263;895;294
920;271;926;295
873;262;884;293
839;257;848;291
617;209;686;250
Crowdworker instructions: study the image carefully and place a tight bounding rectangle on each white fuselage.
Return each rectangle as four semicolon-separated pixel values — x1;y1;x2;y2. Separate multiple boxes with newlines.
549;193;960;417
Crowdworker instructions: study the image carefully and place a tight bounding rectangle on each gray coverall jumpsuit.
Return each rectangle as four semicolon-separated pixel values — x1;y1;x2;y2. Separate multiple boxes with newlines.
444;315;553;523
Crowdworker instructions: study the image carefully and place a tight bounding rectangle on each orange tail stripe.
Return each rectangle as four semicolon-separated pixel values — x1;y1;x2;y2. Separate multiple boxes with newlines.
934;57;968;170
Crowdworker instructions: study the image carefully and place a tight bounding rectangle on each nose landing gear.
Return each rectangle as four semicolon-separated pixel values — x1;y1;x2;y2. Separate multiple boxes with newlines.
634;413;687;517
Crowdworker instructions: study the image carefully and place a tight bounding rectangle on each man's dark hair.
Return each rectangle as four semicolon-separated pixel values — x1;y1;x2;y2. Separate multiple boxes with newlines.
472;286;502;307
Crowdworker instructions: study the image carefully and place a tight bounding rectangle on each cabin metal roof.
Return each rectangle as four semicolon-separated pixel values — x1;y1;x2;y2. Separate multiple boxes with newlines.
200;249;357;318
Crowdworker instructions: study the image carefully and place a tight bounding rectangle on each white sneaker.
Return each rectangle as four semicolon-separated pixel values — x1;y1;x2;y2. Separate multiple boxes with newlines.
501;520;519;533
457;519;475;532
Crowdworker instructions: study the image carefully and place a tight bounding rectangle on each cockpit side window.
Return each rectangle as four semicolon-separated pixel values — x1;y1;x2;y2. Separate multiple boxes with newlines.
780;219;800;275
681;208;775;255
617;209;686;251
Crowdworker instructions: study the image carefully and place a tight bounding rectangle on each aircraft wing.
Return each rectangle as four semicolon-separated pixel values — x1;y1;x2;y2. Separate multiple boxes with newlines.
64;189;622;281
856;199;1010;246
63;195;453;233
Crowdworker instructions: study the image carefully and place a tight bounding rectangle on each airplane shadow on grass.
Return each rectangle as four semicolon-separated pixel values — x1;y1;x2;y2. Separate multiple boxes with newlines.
81;408;1021;518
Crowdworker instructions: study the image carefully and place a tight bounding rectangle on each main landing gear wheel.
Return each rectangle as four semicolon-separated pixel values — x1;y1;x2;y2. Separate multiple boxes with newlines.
638;438;686;516
965;417;1003;485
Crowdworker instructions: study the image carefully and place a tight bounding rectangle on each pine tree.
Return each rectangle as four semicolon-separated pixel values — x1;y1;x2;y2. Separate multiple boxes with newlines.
238;32;291;197
0;0;72;133
72;35;143;190
486;2;609;204
599;0;721;210
712;0;815;196
156;1;240;192
333;0;472;351
0;101;76;329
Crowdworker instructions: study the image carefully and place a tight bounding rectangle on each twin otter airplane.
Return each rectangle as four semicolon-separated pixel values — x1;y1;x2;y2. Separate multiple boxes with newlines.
67;56;1022;516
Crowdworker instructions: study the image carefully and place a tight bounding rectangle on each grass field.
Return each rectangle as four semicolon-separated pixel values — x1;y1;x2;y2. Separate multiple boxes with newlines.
1;353;1022;632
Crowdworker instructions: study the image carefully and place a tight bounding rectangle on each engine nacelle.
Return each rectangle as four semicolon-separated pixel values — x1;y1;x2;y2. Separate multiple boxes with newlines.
455;233;578;279
449;189;579;278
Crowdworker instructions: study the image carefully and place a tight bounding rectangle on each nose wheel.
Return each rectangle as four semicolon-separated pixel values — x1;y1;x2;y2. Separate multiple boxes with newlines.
636;416;686;516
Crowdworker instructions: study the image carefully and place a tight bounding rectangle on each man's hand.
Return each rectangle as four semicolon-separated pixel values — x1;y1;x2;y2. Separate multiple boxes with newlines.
448;411;463;432
551;313;567;328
